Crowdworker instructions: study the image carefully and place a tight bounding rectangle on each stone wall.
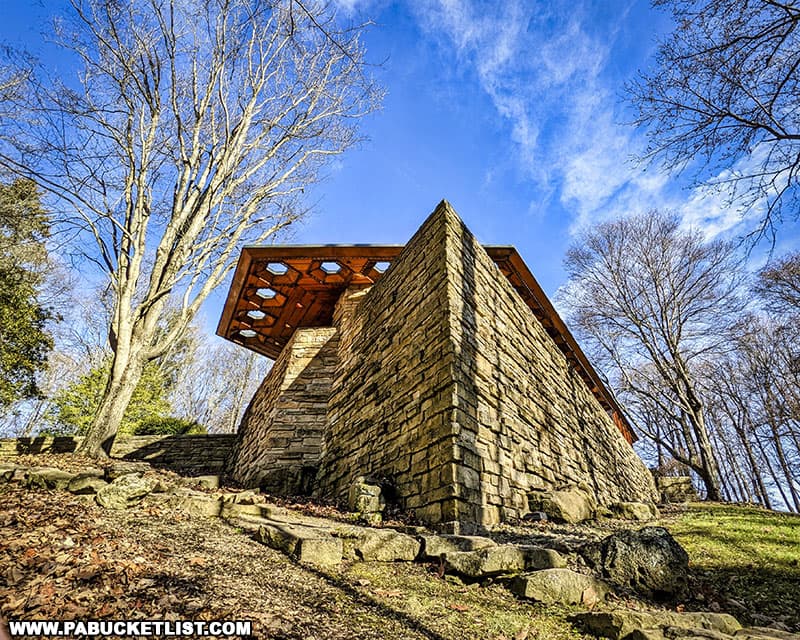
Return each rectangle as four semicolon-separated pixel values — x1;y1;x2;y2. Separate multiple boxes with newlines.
0;434;236;474
230;327;338;492
442;207;659;527
313;211;460;524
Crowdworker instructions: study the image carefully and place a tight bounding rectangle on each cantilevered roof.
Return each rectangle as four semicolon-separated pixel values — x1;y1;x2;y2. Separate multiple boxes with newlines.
216;245;636;444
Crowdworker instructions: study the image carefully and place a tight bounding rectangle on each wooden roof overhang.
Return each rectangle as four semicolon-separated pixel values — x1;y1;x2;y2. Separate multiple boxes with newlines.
216;245;637;444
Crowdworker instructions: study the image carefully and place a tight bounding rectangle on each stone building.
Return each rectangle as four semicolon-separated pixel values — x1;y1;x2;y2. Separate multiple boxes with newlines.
217;201;658;531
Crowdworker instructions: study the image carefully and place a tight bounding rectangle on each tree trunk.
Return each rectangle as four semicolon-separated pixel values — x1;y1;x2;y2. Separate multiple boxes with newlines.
76;346;145;457
732;418;771;508
755;433;794;512
691;411;723;501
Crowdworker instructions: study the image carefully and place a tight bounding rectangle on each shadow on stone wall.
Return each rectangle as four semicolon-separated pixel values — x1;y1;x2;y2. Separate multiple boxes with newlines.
0;434;237;475
11;436;80;455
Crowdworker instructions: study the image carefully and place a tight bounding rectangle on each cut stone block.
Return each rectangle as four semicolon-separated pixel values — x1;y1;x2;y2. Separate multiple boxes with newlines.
444;544;565;579
257;522;343;566
351;528;421;562
511;568;611;605
419;534;497;559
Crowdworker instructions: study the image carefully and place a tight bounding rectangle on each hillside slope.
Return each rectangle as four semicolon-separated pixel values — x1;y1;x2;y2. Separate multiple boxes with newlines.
1;455;799;639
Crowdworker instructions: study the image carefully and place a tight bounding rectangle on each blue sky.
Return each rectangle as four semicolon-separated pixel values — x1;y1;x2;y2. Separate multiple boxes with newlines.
2;0;797;324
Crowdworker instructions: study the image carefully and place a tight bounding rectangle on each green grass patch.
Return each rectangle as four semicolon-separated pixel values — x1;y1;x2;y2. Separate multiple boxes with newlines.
330;562;590;640
662;503;800;627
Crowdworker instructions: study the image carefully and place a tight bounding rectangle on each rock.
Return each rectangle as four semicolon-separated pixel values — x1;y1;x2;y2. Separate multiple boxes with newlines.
104;461;152;481
348;477;384;521
222;490;265;505
419;534;497;559
96;473;158;509
220;501;265;518
524;511;549;522
511;568;611;605
528;485;596;523
352;528;421;562
190;475;220;490
610;502;658;521
26;467;76;490
657;477;699;503
570;610;741;640
0;463;19;483
257;522;343;566
444;544;565;579
582;527;689;601
170;489;223;517
663;627;734;639
626;630;666;640
67;474;109;495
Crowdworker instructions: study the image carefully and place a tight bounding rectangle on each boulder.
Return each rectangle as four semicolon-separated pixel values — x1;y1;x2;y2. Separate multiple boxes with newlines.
67;474;109;495
419;534;497;560
444;544;565;579
528;485;596;523
96;473;158;509
570;610;742;640
610;502;658;521
26;467;76;490
511;568;611;605
582;527;689;601
352;528;421;562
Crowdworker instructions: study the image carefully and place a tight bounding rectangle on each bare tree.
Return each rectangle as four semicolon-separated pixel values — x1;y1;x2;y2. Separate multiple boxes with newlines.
629;0;800;234
168;325;270;433
563;210;745;500
755;251;800;314
0;0;380;456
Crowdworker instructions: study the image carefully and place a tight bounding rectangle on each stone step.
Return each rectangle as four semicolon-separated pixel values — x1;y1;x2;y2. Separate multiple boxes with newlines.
443;544;566;579
256;520;343;567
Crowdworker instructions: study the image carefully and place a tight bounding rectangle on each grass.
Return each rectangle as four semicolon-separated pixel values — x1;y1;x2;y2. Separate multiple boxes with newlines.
331;562;589;640
661;503;800;628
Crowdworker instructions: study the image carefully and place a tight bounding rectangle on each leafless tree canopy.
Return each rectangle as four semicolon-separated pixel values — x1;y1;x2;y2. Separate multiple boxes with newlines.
629;0;800;233
0;0;381;455
563;211;745;499
755;250;800;313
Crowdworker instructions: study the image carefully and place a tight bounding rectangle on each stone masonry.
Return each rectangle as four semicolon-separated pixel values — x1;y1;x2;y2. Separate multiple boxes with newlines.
228;202;658;530
231;327;338;493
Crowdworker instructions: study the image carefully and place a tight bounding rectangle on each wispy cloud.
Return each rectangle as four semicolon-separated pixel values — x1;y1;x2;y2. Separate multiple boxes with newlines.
408;0;755;240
